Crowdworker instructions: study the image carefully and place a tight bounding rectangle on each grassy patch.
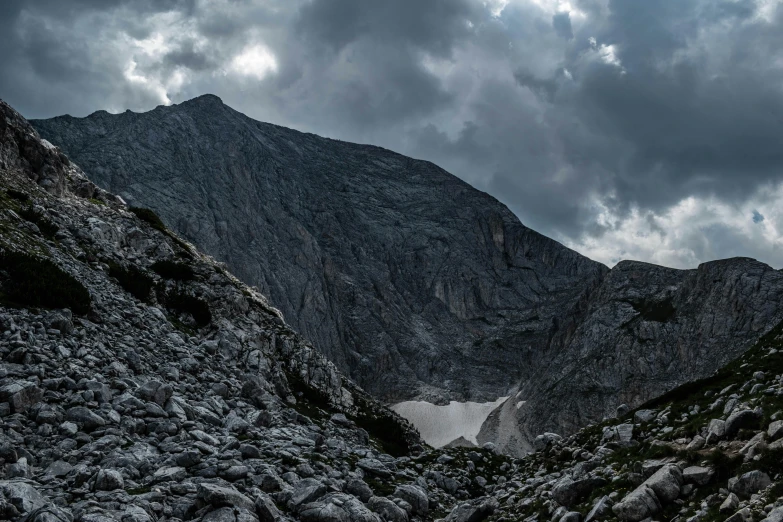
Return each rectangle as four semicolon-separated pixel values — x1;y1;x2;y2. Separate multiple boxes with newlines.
18;205;59;240
151;260;195;281
129;207;166;231
163;290;211;327
0;250;90;314
107;261;154;303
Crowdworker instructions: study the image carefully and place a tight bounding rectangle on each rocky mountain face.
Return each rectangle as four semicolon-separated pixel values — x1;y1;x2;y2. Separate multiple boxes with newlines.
489;317;783;522
4;99;783;522
32;96;783;455
482;258;783;453
3;99;783;522
30;94;608;407
0;98;555;522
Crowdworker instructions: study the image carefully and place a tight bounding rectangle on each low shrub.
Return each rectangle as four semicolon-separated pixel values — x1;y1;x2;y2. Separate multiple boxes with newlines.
705;450;742;482
6;189;29;202
151;260;195;281
18;205;59;239
0;251;90;314
350;395;417;457
129;207;166;232
164;291;211;327
107;261;154;302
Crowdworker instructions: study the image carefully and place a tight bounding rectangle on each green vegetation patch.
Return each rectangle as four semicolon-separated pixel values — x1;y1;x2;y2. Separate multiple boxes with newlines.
6;189;29;202
163;290;211;327
18;205;59;240
107;261;154;303
151;260;195;281
129;207;166;232
0;251;90;314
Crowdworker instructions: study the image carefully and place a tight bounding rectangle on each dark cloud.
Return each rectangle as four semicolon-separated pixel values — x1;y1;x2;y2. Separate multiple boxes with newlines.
2;0;783;267
552;12;573;40
295;0;478;57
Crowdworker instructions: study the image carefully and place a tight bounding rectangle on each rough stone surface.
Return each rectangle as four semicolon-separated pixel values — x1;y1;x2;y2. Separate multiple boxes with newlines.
729;470;772;498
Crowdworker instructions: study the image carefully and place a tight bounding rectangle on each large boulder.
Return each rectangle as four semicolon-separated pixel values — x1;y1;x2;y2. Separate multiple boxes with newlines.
644;464;683;503
0;381;43;412
368;497;408;522
533;433;562;451
65;407;105;431
255;493;282;522
392;485;429;516
612;465;682;521
197;483;255;511
612;486;660;522
93;469;124;491
300;493;379;522
761;506;783;522
0;481;47;515
442;497;498;522
729;470;771;498
706;419;726;444
357;458;392;478
725;409;761;438
135;380;173;407
290;478;327;510
552;476;608;508
585;496;613;522
683;466;714;486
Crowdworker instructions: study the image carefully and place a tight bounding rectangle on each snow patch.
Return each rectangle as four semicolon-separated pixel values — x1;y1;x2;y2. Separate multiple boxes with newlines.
391;397;508;448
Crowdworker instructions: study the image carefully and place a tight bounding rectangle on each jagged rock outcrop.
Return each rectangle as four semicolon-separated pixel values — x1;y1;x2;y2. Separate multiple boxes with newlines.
481;258;783;452
33;95;783;455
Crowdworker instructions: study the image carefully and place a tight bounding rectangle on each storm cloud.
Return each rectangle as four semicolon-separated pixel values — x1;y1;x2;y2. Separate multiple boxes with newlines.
2;0;783;268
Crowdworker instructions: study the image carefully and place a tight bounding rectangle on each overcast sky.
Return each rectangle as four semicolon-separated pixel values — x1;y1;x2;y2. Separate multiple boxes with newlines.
2;0;783;268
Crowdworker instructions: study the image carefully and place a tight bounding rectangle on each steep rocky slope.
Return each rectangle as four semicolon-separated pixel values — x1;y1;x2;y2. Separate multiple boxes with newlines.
486;316;783;522
0;98;481;522
32;96;783;455
31;94;608;405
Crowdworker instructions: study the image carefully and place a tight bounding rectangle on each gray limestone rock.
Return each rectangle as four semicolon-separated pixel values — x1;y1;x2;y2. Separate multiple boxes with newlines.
393;485;429;516
93;469;124;491
198;483;256;511
367;497;408;522
729;470;772;498
0;381;43;412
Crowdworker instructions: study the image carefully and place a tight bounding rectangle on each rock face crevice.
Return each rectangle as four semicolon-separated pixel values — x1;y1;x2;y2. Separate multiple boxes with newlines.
32;95;783;453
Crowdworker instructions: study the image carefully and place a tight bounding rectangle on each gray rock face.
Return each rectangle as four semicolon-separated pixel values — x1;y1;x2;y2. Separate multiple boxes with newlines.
33;96;783;453
30;95;607;409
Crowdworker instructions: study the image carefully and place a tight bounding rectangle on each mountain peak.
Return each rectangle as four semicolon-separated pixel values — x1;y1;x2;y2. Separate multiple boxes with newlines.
183;93;224;107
